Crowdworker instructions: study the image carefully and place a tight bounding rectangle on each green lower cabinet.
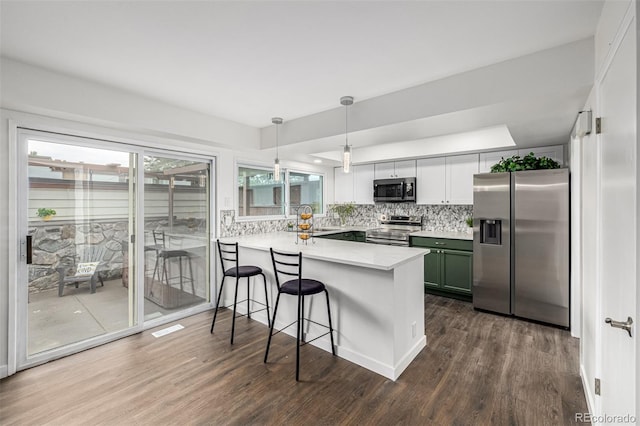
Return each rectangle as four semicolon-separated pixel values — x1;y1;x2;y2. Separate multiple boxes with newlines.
410;236;473;301
316;233;342;241
316;231;366;242
354;231;366;242
423;250;441;289
441;249;473;294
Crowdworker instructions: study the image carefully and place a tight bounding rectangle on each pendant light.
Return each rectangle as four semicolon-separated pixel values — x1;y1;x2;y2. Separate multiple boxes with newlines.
340;96;354;173
272;117;283;182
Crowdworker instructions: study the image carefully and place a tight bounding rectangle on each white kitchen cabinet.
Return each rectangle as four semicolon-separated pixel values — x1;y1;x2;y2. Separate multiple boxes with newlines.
334;164;375;204
479;149;519;173
416;157;446;204
334;167;354;203
353;164;375;204
416;153;478;205
374;160;416;179
478;145;565;173
446;153;479;204
374;162;395;179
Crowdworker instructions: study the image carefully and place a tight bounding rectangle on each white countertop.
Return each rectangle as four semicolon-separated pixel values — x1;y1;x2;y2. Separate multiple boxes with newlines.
410;230;473;240
222;232;428;271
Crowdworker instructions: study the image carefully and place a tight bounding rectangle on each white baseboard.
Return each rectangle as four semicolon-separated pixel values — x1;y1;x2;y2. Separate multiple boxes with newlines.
393;336;427;380
0;364;8;379
580;363;596;416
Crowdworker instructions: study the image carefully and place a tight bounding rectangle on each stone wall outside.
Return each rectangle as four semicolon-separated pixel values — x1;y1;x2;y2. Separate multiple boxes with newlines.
28;220;129;294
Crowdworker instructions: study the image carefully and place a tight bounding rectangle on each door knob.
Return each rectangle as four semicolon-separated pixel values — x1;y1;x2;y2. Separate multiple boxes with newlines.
605;316;633;337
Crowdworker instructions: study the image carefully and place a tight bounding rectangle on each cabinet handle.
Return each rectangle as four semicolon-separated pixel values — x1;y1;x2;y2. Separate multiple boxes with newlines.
434;242;446;245
441;200;444;204
446;200;450;203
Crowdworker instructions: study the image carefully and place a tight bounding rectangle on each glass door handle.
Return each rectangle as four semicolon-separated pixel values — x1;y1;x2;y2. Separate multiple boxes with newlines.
26;235;33;264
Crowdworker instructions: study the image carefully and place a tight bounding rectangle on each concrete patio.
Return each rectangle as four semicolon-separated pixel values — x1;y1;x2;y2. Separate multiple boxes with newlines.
28;278;206;355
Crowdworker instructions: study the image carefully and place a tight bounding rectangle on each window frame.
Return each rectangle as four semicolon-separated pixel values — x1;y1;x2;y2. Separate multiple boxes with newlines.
235;162;326;221
287;168;326;217
236;162;288;221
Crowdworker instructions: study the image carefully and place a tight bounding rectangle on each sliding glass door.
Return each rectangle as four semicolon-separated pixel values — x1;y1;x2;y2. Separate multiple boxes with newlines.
16;129;214;369
21;131;138;360
143;154;211;319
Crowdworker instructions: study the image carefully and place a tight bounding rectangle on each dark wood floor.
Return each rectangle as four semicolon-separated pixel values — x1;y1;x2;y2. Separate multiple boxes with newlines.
0;294;588;425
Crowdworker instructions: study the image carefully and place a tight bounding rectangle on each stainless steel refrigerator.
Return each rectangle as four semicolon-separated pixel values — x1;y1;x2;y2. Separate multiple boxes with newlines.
472;169;569;327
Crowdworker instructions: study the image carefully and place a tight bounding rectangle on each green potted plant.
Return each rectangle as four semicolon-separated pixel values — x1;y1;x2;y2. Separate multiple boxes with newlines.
329;203;356;227
490;152;561;173
465;217;473;228
36;208;57;221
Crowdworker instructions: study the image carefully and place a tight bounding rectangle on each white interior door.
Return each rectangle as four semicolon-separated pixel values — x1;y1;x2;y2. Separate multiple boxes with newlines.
598;14;636;419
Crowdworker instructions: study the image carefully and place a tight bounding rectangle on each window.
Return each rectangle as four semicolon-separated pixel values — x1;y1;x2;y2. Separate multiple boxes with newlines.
238;166;284;217
289;171;323;215
237;166;324;218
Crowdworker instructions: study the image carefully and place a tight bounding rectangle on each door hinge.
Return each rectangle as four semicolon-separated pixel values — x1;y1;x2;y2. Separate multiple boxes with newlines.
595;117;602;134
595;378;601;395
130;234;135;243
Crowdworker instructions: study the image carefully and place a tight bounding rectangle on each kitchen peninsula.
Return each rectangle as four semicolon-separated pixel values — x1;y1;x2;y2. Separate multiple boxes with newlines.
219;232;428;380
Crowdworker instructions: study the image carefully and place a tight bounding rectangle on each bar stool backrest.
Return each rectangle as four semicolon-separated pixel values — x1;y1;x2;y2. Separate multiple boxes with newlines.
217;240;240;275
152;230;166;249
269;248;302;291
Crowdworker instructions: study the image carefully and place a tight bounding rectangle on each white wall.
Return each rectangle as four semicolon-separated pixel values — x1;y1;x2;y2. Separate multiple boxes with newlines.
1;57;260;150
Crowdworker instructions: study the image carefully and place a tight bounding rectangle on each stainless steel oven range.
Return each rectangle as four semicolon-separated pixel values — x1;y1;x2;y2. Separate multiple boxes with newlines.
365;215;422;246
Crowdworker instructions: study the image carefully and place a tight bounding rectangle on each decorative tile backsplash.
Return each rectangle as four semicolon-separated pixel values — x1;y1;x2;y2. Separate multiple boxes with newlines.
220;204;473;237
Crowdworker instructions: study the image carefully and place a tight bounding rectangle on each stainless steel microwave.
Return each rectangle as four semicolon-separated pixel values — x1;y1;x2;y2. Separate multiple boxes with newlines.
373;177;416;203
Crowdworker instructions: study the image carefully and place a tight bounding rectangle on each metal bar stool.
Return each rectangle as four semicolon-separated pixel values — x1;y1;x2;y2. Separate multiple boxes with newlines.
148;230;195;298
211;240;270;344
264;248;335;381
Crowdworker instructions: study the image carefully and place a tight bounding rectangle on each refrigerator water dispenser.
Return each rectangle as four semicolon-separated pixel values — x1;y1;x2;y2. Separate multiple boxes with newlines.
480;219;501;245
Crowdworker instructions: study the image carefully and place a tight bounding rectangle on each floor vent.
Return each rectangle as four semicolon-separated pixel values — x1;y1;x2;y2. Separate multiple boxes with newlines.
152;324;184;338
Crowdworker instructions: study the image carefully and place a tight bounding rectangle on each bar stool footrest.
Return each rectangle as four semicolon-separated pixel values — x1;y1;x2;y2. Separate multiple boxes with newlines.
214;298;269;319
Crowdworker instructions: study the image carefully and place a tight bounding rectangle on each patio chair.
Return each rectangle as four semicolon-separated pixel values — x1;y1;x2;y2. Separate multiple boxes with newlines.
57;246;107;296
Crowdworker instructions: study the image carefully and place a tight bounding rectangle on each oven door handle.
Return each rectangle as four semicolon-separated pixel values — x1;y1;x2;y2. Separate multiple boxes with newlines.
365;237;409;246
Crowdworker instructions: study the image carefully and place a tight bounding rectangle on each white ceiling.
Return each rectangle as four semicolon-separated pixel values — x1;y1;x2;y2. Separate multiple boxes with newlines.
1;0;603;164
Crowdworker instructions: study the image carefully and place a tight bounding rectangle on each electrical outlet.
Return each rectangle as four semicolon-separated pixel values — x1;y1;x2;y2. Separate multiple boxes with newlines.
411;321;416;338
